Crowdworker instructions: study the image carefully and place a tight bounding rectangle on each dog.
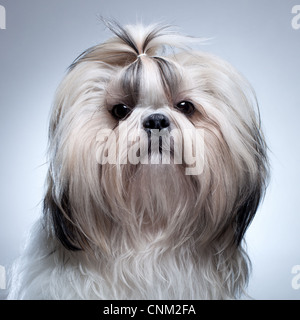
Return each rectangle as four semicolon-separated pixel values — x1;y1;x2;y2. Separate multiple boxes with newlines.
8;20;269;299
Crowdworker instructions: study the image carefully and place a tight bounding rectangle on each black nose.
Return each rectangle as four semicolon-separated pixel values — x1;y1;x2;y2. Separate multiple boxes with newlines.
143;113;170;131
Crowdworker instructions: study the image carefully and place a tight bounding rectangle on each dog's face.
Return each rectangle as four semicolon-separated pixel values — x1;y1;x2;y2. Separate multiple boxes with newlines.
44;22;268;255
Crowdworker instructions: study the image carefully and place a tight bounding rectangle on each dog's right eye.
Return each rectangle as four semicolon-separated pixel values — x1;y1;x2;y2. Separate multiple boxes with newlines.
175;101;195;116
111;104;131;120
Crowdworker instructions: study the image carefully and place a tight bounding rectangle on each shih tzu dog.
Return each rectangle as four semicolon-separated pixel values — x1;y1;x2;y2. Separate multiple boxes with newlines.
9;21;269;299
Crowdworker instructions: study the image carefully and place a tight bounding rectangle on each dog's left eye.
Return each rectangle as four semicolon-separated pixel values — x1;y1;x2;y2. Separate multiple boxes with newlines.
111;104;131;120
175;101;195;116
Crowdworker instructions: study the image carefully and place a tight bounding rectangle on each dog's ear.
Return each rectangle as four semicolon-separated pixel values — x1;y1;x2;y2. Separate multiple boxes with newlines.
234;189;262;245
43;176;85;251
44;194;82;251
234;125;269;246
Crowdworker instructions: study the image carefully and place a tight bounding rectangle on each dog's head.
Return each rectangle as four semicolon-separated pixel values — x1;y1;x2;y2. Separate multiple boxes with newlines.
44;21;268;255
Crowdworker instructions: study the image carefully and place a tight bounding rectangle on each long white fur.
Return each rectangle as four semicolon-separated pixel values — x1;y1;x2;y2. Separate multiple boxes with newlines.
8;22;268;300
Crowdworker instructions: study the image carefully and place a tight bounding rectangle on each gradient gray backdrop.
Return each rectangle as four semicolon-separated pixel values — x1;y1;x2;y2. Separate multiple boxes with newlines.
1;0;300;299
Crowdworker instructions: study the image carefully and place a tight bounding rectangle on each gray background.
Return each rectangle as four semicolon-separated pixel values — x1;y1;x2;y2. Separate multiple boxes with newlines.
0;0;300;299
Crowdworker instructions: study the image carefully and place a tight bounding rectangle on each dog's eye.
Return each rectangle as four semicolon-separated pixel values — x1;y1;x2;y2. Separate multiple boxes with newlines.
111;104;131;120
175;101;195;116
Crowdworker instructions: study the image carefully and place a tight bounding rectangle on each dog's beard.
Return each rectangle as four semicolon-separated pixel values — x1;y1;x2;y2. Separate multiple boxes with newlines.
94;111;204;248
101;163;198;232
